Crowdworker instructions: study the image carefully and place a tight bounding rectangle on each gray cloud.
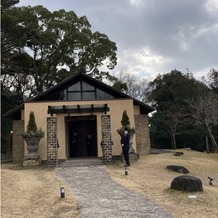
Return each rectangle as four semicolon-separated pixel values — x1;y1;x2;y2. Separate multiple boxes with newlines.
18;0;218;79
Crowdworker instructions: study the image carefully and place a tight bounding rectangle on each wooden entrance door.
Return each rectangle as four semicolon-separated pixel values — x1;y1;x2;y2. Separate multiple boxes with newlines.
68;116;97;158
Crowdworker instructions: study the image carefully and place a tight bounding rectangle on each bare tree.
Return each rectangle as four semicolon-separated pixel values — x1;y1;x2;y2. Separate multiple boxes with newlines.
115;70;148;101
201;68;218;93
189;93;218;152
157;108;189;149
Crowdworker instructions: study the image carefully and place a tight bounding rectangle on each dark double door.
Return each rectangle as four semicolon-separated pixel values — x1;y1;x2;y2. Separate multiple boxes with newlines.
68;116;97;158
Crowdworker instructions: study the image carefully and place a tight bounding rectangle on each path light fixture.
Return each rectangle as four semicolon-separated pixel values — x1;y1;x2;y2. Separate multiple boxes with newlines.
60;187;65;198
208;176;213;185
125;167;128;176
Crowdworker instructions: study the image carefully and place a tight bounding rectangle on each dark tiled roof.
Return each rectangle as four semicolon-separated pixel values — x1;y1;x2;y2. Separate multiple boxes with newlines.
4;73;154;119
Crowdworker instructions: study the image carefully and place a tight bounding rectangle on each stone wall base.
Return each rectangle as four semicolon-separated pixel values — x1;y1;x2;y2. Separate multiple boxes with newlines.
129;152;139;160
41;159;65;165
121;152;139;162
23;159;41;166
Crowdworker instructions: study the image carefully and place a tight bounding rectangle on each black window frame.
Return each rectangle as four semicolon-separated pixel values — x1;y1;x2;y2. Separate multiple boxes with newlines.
64;81;115;100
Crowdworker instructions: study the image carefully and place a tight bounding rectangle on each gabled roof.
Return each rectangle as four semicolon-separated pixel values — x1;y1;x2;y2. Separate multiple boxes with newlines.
4;73;154;119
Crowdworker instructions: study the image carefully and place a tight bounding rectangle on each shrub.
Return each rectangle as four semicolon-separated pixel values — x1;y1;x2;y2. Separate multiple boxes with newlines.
19;111;45;138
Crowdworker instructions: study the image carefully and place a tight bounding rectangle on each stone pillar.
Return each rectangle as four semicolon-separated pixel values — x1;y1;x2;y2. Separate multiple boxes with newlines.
101;115;113;164
135;115;151;155
47;117;58;167
12;120;24;163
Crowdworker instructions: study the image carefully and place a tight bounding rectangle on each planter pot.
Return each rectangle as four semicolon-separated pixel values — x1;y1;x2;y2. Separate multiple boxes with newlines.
24;137;42;160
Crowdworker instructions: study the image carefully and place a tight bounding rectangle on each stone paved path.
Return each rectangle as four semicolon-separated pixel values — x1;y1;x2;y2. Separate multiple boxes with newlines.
55;162;172;218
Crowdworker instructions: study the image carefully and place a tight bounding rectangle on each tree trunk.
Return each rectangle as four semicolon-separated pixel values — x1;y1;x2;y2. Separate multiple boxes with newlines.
205;120;217;149
171;133;177;149
205;134;209;153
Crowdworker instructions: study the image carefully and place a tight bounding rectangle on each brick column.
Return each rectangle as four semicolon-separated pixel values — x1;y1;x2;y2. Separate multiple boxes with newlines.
101;115;113;164
47;117;58;167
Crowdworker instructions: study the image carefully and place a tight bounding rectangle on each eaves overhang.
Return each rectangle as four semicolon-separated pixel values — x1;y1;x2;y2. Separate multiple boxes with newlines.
3;73;155;119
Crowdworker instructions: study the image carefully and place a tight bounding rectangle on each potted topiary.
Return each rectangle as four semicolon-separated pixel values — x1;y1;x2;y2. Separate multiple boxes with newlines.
117;110;135;152
20;111;44;160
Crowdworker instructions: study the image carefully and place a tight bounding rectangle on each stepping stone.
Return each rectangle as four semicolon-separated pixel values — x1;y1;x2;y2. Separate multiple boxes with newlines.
167;165;189;174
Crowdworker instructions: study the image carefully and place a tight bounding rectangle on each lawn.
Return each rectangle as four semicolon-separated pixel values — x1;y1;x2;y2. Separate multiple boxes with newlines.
1;164;80;218
1;149;217;218
106;149;218;218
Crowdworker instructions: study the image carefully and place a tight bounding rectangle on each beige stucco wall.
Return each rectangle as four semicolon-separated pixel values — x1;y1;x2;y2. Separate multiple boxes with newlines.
133;105;141;115
23;99;137;161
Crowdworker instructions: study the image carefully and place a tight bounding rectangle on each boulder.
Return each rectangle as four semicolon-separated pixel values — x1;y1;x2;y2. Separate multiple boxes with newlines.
171;175;203;192
167;165;189;174
174;152;184;156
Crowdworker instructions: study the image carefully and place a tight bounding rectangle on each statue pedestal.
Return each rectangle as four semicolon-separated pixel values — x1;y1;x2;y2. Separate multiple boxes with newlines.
23;159;41;166
24;137;41;160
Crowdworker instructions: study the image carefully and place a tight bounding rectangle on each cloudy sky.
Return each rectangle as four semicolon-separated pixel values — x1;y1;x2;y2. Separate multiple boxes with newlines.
17;0;218;80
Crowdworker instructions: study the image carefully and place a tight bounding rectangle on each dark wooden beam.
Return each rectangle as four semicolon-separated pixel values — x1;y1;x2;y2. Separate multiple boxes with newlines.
47;104;110;115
